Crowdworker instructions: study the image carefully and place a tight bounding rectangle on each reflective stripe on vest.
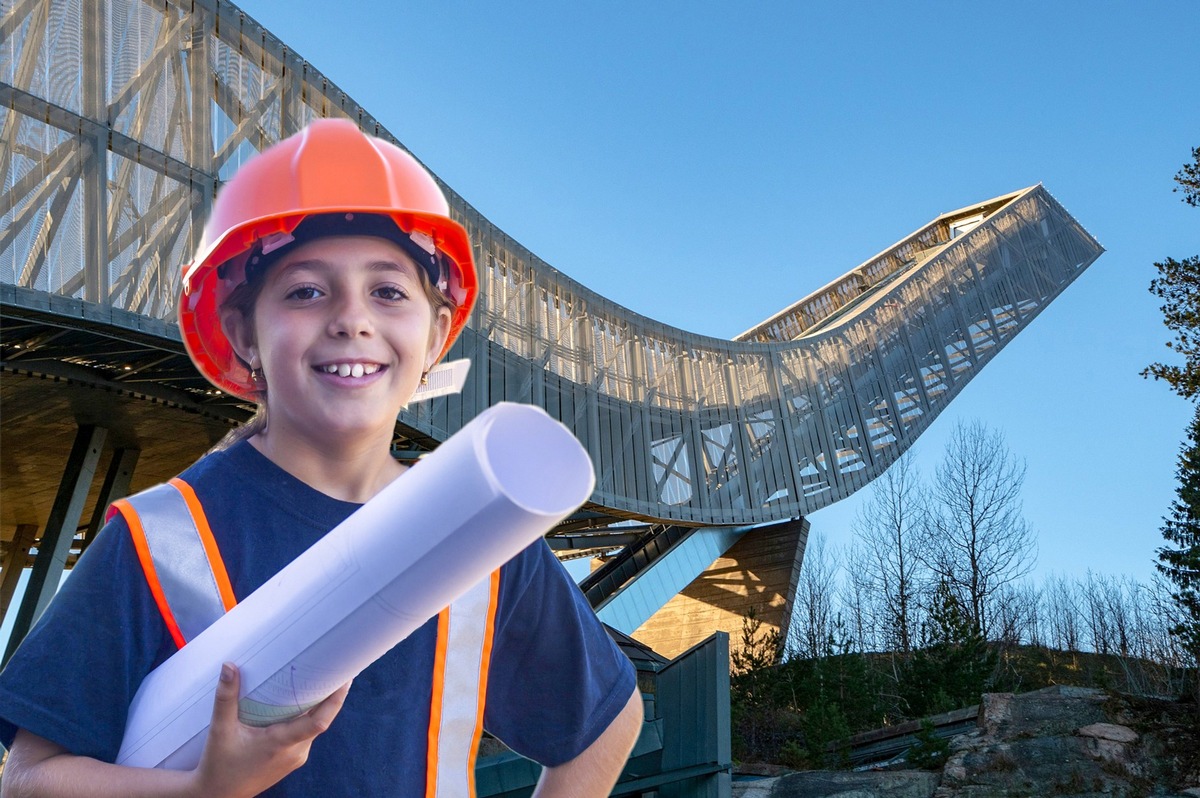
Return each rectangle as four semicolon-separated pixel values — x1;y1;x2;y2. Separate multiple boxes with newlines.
109;478;236;649
426;569;500;798
113;477;500;796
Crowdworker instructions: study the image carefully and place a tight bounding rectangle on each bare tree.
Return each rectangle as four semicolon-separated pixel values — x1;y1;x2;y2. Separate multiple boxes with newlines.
990;581;1039;647
840;540;879;653
1081;571;1121;655
852;453;928;654
1148;572;1193;670
788;532;839;660
1016;580;1045;648
1043;573;1082;651
923;420;1037;639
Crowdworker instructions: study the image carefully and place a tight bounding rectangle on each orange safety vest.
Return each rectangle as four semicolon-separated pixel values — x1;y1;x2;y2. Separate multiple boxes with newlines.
110;477;500;797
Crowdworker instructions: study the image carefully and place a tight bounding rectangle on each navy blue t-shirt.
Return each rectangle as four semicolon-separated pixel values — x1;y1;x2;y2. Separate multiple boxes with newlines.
0;440;635;794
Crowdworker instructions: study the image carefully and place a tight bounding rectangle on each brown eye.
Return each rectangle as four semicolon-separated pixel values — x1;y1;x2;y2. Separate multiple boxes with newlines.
374;285;409;301
286;285;322;301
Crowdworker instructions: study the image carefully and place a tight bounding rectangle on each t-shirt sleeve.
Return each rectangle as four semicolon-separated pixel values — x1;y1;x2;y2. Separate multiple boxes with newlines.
0;515;175;760
483;541;637;767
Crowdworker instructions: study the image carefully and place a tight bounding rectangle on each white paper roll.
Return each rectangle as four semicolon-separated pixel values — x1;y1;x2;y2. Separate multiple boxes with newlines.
116;402;595;769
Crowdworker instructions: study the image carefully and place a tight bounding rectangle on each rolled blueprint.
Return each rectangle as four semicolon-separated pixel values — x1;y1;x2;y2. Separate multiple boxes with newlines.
116;402;595;770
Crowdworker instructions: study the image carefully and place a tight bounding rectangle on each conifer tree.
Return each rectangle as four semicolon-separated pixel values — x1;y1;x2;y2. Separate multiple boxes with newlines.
1143;147;1200;398
1145;147;1200;712
1156;404;1200;703
900;580;996;716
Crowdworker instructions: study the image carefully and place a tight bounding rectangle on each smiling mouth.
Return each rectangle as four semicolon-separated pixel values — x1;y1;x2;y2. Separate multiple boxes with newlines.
315;363;384;378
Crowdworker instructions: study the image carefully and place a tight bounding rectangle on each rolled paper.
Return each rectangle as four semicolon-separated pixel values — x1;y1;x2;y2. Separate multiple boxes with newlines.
116;402;595;769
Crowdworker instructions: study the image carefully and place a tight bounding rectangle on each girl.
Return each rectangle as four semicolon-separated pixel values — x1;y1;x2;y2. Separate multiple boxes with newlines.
0;119;642;797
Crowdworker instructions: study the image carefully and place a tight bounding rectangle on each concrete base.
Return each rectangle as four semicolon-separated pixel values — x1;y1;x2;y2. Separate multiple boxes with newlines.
631;517;808;660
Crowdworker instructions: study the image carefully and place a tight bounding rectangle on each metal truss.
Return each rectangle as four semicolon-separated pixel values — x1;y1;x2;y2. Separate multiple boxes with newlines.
1;0;1104;528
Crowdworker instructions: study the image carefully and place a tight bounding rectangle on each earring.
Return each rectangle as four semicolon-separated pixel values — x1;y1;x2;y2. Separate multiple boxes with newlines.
249;357;266;389
420;371;429;385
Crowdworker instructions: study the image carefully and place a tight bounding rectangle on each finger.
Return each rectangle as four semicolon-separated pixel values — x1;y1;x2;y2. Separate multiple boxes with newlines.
270;681;352;744
209;662;241;729
307;681;352;730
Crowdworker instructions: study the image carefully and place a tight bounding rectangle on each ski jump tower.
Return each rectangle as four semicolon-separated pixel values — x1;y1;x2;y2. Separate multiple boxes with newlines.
0;0;1103;659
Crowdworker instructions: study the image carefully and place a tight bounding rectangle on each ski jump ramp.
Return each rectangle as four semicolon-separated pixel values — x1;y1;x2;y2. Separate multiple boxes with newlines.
1;0;1103;651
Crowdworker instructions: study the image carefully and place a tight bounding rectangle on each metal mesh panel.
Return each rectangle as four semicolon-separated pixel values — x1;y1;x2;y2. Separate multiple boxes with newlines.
105;153;189;316
2;2;31;86
107;0;166;105
108;0;171;141
1;117;80;293
210;32;284;178
30;0;83;115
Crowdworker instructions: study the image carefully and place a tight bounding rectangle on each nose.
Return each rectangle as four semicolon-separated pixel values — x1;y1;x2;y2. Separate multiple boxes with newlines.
327;293;374;338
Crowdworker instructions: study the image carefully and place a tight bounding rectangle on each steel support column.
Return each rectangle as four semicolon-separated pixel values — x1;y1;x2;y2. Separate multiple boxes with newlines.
3;425;107;664
82;0;108;304
82;446;141;550
187;5;215;260
0;524;39;620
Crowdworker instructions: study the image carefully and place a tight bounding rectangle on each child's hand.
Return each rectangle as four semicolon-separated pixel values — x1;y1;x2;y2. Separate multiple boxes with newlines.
188;663;350;798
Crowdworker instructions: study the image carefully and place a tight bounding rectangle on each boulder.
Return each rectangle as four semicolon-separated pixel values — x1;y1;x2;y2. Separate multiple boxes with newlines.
1077;722;1139;744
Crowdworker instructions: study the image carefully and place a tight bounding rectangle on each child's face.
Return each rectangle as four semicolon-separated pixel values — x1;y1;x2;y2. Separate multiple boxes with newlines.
232;235;451;449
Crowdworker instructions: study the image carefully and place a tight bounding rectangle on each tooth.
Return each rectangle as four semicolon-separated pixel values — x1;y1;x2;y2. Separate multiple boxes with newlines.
338;363;351;377
351;364;364;378
364;364;379;375
324;365;337;374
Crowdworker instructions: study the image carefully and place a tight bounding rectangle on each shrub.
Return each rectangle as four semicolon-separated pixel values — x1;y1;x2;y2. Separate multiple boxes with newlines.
905;718;951;770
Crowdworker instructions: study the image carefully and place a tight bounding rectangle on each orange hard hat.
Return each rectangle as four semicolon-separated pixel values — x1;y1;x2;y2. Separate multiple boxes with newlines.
179;118;477;400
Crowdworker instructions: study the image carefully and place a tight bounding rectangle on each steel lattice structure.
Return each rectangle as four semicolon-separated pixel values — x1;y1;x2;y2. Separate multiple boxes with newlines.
1;0;1104;529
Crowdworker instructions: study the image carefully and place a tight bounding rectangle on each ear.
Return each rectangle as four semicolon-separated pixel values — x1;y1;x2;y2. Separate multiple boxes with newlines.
424;307;453;372
220;303;259;369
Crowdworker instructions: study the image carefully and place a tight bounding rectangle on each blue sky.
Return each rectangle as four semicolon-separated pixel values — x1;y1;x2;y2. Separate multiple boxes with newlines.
233;1;1199;585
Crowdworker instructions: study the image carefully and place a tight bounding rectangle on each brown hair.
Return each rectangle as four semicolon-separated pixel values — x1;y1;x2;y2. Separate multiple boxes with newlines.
207;245;457;453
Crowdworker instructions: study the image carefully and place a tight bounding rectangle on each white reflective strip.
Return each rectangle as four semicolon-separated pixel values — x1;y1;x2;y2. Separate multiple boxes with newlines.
434;574;493;796
125;483;226;644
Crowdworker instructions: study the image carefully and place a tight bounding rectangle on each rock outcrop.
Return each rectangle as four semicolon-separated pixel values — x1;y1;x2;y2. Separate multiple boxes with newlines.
936;685;1191;797
735;685;1200;798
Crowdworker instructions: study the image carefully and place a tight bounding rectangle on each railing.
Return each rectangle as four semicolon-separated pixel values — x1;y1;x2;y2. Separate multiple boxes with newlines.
580;525;698;608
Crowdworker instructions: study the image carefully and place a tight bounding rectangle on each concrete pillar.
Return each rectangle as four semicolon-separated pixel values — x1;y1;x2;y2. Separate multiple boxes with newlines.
632;517;809;660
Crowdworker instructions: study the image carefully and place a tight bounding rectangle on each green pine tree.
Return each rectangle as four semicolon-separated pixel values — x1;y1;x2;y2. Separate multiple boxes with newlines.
731;606;782;675
730;607;792;763
906;718;951;770
1144;146;1200;715
1156;403;1200;706
1143;147;1200;398
900;581;997;717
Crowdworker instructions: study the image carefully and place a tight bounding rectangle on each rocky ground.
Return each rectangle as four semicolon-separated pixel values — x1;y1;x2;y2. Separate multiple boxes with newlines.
734;686;1200;798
